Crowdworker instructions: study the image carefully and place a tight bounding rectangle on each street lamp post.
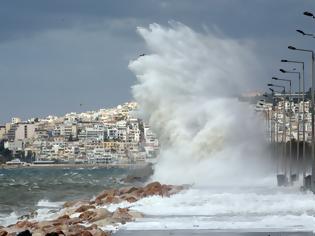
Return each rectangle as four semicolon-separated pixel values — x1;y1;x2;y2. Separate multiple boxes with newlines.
280;69;301;180
288;45;315;191
270;88;282;169
269;89;280;169
268;83;288;186
263;94;274;145
281;60;306;178
264;93;279;167
272;78;293;180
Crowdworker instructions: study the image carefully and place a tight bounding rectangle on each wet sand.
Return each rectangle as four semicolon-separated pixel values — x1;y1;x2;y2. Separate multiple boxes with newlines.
114;230;314;236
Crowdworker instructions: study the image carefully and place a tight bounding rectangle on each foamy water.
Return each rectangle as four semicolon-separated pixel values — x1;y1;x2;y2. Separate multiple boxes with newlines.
2;182;315;232
0;199;63;226
113;185;315;232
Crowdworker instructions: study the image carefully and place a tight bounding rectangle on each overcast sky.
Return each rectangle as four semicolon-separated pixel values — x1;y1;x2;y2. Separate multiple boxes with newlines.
0;0;315;123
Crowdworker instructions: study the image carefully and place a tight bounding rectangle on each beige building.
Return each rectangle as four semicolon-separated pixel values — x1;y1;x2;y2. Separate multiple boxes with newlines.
0;126;5;140
15;123;37;141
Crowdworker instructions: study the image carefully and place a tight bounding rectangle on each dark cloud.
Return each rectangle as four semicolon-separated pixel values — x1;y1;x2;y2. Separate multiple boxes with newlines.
0;0;315;123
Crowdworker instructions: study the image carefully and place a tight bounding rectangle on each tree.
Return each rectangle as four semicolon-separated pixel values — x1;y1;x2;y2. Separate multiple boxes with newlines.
0;140;13;163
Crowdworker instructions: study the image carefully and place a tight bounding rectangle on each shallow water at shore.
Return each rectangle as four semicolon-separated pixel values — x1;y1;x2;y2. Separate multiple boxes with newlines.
0;166;129;225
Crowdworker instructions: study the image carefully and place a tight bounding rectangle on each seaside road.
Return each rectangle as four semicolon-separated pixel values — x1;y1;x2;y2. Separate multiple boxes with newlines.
114;230;314;236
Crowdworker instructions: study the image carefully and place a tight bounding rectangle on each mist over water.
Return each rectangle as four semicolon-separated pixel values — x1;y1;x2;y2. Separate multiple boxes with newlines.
129;22;270;186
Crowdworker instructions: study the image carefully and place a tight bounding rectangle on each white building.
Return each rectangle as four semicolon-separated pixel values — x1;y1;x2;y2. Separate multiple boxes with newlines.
11;117;21;124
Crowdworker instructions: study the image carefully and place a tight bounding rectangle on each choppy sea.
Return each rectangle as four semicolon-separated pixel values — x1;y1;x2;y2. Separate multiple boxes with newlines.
2;168;315;234
0;166;128;226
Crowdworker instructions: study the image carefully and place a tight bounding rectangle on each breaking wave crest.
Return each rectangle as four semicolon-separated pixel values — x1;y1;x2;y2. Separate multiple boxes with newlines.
129;22;268;186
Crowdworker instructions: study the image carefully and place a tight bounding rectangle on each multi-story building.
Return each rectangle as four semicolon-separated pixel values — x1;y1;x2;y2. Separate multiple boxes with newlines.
15;123;37;141
3;102;159;164
0;126;6;140
78;126;106;141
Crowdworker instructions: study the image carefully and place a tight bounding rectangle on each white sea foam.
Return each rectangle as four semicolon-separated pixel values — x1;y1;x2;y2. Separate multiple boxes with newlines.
0;212;19;227
29;200;64;223
0;199;64;227
36;199;64;208
117;187;315;231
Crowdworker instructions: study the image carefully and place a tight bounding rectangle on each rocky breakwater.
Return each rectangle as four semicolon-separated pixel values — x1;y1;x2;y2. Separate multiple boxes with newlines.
0;182;184;236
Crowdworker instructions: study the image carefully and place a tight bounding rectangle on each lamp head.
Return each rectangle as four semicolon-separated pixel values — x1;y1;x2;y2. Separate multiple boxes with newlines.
297;29;306;35
267;83;273;86
304;11;314;17
288;46;296;50
281;59;288;62
272;77;278;80
280;69;286;73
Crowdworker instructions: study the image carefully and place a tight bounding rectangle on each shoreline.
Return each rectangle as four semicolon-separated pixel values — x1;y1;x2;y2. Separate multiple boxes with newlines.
0;182;182;235
0;163;149;169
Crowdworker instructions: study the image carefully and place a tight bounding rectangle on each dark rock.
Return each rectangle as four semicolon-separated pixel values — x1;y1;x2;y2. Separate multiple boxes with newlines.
79;211;95;221
0;229;8;236
120;194;138;203
66;224;93;236
88;208;112;222
118;187;130;195
95;189;119;203
125;186;139;194
80;231;93;236
75;205;95;213
68;217;83;225
112;208;133;223
16;220;34;229
45;233;61;236
143;181;163;196
88;228;110;236
56;215;70;221
17;230;32;236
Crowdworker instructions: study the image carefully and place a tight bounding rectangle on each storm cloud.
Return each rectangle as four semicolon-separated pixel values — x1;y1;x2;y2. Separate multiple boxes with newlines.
0;0;314;123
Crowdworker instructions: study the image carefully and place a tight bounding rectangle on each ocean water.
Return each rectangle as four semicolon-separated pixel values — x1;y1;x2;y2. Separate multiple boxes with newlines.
0;166;129;226
2;167;315;233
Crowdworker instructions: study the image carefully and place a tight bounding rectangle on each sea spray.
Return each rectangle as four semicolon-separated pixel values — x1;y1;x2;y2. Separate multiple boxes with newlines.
129;22;270;186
